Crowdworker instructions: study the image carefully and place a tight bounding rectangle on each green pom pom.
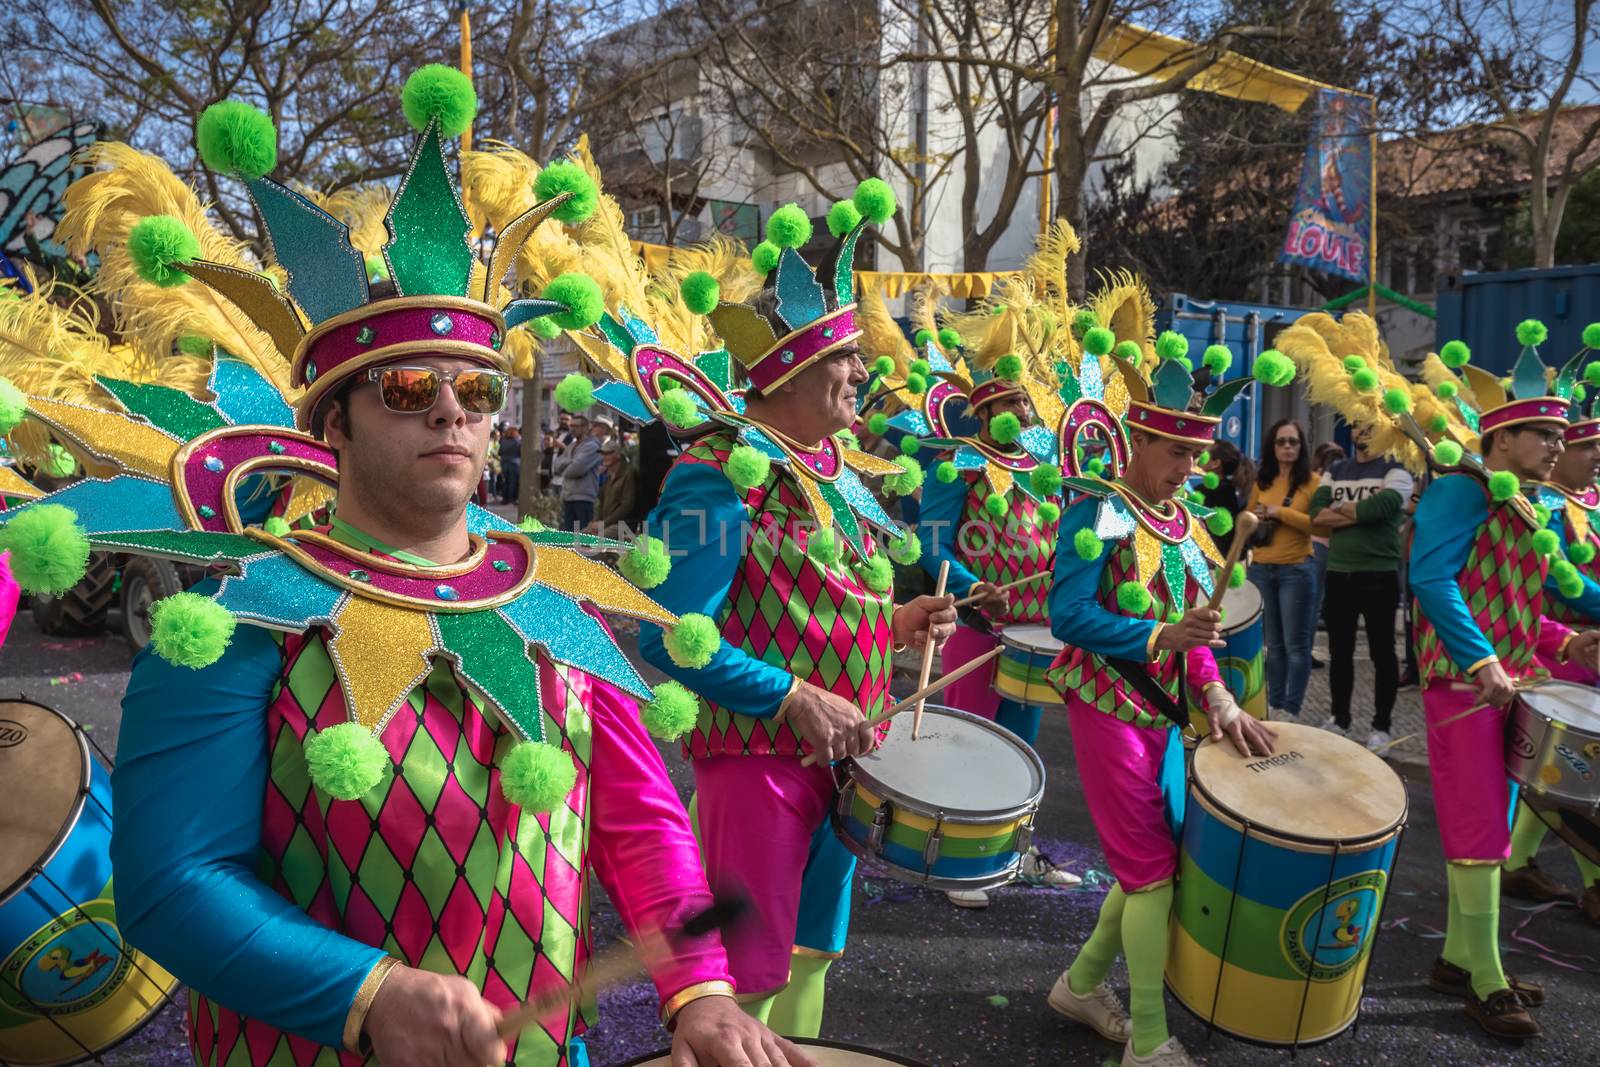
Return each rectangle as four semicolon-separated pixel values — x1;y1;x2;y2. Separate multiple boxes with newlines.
888;531;922;565
1253;350;1295;387
1072;309;1101;334
1440;339;1471;368
1351;368;1380;392
989;412;1021;445
1585;362;1600;388
853;178;897;224
751;241;781;275
1516;319;1548;347
1558;569;1585;599
1113;340;1142;361
1116;580;1152;614
885;455;923;496
725;445;771;491
836;429;860;451
984;492;1007;518
263;515;291;537
195;100;277;179
1202;471;1220;490
808;527;840;566
518;516;547;533
827;200;862;237
303;723;390;800
0;504;89;594
657;388;700;428
905;372;927;395
871;355;895;377
619;535;671;589
499;741;577;811
1156;331;1189;360
532;317;562;339
149;591;236;668
913;328;934;347
541;273;605;330
641;681;700;741
401;64;478;137
1229;562;1246;588
1437;380;1459;398
910;358;931;376
1533;528;1560;557
899;434;920;456
867;412;889;435
1038;501;1060;523
1383;387;1414;414
860;553;894;594
1083;327;1115;357
1428;414;1449;433
679;271;722;315
127;216;199;288
1488;469;1520;502
1584;323;1600;349
0;377;26;434
938;327;961;350
1571;540;1597;564
1202;345;1233;375
534;160;599;224
665;613;720;669
766;204;813;250
1534;503;1552;527
1073;527;1103;560
1030;464;1062;496
936;461;958;483
1207;509;1234;536
44;444;75;478
553;373;595;413
994;353;1023;381
1087;457;1106;475
177;333;213;355
1433;440;1464;466
1343;354;1367;372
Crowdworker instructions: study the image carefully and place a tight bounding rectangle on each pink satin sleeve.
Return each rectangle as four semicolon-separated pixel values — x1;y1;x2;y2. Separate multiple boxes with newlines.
0;552;18;650
1536;617;1577;667
585;675;735;1007
1184;644;1223;691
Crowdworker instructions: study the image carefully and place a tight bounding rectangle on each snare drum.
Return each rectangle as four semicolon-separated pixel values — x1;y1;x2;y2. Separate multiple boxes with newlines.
1167;721;1406;1047
833;705;1044;891
0;701;178;1065
996;624;1066;707
1507;680;1600;811
1190;582;1265;734
617;1037;932;1066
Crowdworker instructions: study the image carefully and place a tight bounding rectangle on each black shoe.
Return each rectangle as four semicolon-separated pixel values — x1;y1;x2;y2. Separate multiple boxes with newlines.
1397;670;1418;691
1311;657;1325;670
1465;986;1542;1039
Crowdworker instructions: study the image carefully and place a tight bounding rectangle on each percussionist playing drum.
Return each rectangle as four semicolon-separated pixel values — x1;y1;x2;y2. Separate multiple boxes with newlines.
1410;325;1600;1039
1043;337;1284;1067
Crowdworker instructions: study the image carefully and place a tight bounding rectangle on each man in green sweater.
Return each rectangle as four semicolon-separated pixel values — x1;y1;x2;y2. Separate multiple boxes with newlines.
1309;424;1415;750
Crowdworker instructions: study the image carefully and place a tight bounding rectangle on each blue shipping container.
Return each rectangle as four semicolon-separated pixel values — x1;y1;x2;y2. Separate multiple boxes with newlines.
1436;264;1600;375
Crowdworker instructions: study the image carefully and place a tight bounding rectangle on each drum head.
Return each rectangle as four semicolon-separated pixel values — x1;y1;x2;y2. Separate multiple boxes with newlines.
1522;681;1600;734
0;701;90;902
1192;721;1405;844
1220;580;1262;634
1000;624;1062;654
857;705;1044;817
616;1038;932;1066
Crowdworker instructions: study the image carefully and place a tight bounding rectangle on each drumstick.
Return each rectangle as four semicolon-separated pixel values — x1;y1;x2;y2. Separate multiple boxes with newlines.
912;561;950;740
1370;678;1542;755
1204;510;1257;613
952;572;1045;609
799;647;1003;767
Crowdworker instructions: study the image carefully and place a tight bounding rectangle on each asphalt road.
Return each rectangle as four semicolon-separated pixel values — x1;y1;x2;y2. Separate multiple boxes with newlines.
4;611;1598;1067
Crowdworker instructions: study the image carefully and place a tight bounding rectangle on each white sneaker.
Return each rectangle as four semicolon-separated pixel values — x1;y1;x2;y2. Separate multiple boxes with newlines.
1320;720;1348;738
1021;847;1083;887
1365;729;1392;753
1047;971;1131;1042
946;888;989;909
1122;1036;1198;1067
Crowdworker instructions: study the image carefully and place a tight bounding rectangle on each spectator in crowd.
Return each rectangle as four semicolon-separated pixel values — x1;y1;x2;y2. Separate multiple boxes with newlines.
1247;418;1319;719
1307;441;1347;669
552;413;600;530
1199;440;1254;556
587;439;639;537
556;410;575;448
633;419;676;529
1397;478;1423;689
538;429;556;495
500;426;522;504
1309;425;1413;750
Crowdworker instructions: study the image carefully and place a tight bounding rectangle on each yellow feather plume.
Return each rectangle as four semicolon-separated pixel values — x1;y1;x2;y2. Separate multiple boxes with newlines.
1026;220;1080;305
298;184;393;257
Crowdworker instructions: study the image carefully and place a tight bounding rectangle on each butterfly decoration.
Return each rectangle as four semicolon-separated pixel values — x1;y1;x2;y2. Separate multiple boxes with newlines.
0;121;99;261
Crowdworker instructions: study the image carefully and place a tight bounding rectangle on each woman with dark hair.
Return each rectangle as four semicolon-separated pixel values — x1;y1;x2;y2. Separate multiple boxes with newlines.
1198;440;1255;555
1246;419;1318;718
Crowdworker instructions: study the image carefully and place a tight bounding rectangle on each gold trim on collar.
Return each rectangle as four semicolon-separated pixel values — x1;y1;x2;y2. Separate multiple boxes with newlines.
719;413;843;484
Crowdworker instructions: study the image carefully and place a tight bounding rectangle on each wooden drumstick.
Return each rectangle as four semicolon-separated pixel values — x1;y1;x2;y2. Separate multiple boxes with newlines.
798;647;1003;767
912;561;950;740
1204;510;1257;614
951;572;1045;609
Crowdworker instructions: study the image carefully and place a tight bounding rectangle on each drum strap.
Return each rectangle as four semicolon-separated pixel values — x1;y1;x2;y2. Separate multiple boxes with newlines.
1104;656;1190;729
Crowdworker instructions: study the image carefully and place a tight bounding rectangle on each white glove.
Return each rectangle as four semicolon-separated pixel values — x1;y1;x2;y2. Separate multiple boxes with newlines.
1203;684;1242;733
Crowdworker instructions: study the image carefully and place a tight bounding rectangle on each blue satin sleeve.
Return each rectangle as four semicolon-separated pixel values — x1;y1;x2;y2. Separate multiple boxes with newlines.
1547;506;1600;620
636;460;795;718
1048;495;1157;660
110;604;384;1049
917;465;981;598
1409;473;1497;670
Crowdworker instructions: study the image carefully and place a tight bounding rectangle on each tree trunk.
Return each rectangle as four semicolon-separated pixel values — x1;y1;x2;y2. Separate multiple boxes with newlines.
518;366;543;518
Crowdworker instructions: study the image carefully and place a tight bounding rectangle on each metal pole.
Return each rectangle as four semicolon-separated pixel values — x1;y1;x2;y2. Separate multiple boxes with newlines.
458;3;474;154
1367;95;1378;316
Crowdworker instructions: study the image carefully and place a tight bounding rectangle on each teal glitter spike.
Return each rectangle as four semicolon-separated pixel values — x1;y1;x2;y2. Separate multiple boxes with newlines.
953;446;988;470
211;358;295;428
1511;345;1552;400
1180;537;1214;598
247;179;368;323
93;529;260;563
833;466;897;533
621;307;659;345
465;502;517;535
96;377;226;441
18;476;182;534
1150;359;1197;411
598;312;638;356
818;479;859;546
1058;375;1083;405
922;341;953;374
383;121;473;298
696;349;733;392
833;224;865;304
435;610;545;742
774;247;827;329
888;409;931;436
215;552;342;629
499;589;652;702
1079;352;1105;399
593;381;652;423
1020;424;1057;463
1161;541;1187;608
503;298;568;330
1093;496;1135;539
1201;378;1254;418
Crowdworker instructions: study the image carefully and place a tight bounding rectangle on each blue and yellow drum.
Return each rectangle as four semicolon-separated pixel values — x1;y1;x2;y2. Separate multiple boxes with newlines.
1167;722;1406;1047
0;700;177;1065
996;625;1065;707
1191;581;1265;734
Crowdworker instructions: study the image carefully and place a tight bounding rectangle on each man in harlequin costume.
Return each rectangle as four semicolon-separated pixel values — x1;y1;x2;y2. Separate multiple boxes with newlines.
0;68;817;1067
1409;323;1600;1039
633;189;958;1038
1043;338;1283;1067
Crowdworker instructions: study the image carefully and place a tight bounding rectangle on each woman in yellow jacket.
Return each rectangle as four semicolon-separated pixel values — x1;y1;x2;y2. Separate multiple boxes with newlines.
1247;419;1319;718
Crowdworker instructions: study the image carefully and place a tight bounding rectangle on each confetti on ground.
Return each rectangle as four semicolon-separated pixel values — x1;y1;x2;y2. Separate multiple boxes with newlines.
49;671;84;685
986;994;1008;1007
